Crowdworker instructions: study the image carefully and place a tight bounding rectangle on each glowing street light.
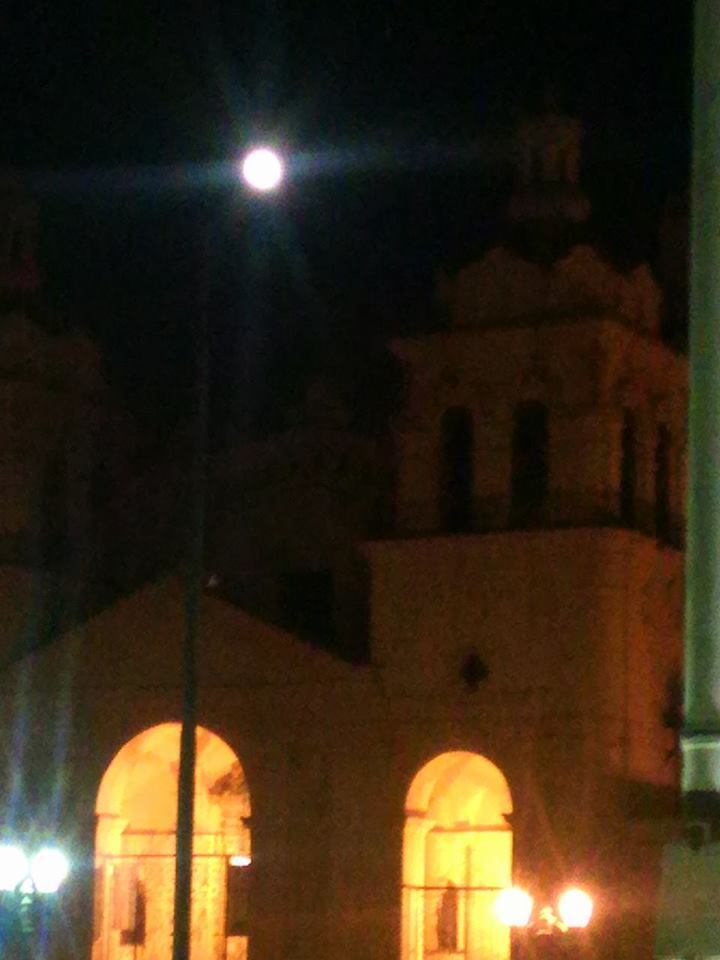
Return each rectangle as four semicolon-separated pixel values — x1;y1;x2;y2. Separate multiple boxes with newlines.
228;854;252;868
0;843;69;896
239;146;285;193
0;846;29;893
494;885;594;932
494;887;534;927
557;888;593;929
0;843;70;955
30;848;70;895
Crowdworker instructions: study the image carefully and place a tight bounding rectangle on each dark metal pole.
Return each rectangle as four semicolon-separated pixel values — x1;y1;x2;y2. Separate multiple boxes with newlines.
172;220;210;960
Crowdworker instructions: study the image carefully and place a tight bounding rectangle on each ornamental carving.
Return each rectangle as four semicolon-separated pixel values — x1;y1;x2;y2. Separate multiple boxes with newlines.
443;245;661;333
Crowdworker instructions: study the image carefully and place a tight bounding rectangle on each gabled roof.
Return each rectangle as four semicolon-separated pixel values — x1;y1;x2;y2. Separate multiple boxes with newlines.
71;576;356;693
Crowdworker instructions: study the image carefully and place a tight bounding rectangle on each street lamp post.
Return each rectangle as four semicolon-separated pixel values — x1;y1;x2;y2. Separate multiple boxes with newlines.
171;145;285;960
495;885;594;960
0;843;70;959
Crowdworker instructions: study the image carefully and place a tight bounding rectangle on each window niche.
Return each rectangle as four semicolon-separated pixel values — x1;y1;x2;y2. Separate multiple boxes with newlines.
38;449;69;569
619;409;637;527
279;568;335;645
439;407;474;533
510;401;548;527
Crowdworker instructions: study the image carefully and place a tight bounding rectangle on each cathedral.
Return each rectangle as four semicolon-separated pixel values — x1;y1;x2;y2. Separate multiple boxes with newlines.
0;103;686;960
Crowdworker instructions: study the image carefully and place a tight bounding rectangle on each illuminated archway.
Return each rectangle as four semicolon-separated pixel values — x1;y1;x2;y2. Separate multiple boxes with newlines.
93;723;251;960
402;752;513;960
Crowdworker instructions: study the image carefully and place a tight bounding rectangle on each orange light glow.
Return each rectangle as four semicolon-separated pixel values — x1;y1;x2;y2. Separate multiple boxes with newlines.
93;723;251;960
402;751;514;960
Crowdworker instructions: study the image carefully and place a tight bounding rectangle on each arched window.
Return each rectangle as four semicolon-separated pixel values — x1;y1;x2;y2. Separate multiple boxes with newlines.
93;723;251;960
9;226;23;265
620;410;637;526
440;408;474;532
655;424;671;543
510;402;548;526
38;450;68;569
402;751;513;960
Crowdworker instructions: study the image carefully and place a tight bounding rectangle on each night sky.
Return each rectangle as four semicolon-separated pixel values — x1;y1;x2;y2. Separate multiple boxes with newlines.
1;0;692;434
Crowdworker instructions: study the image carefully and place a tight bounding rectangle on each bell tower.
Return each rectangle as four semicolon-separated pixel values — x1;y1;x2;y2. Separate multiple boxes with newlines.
364;103;685;960
393;104;683;542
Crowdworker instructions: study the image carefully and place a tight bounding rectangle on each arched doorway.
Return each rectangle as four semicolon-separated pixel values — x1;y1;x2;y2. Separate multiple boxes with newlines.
93;723;251;960
402;752;513;960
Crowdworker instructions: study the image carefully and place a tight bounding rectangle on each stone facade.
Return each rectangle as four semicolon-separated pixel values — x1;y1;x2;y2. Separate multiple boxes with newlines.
0;118;688;960
392;315;685;539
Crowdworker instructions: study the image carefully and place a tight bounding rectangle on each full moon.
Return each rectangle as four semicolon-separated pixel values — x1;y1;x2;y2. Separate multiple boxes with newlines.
240;147;284;192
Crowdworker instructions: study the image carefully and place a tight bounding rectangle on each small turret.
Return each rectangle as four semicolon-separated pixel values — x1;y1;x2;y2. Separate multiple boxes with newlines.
508;91;591;226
